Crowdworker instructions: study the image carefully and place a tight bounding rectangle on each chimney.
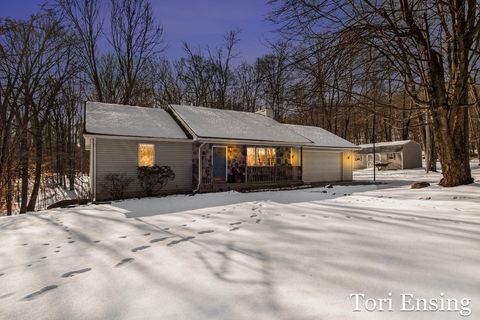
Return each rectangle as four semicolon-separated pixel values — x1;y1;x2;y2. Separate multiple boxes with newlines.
255;108;274;118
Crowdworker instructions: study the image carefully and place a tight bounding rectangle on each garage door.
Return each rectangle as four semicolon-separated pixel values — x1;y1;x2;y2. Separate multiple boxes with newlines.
302;150;342;183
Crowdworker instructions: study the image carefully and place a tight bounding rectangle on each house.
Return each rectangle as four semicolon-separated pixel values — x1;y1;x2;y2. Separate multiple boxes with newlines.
84;102;359;200
353;140;422;170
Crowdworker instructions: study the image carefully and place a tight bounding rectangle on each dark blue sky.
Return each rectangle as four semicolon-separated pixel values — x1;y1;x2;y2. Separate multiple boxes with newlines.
0;0;277;63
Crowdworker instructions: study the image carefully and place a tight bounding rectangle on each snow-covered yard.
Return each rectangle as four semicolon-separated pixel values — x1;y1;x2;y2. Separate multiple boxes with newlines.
1;163;479;320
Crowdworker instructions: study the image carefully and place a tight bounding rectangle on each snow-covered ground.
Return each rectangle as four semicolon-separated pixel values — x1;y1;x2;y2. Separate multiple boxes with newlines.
1;163;479;320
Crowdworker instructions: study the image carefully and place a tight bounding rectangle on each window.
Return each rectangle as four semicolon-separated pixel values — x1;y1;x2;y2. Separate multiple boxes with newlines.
247;147;276;166
138;144;154;166
387;153;396;160
290;147;301;166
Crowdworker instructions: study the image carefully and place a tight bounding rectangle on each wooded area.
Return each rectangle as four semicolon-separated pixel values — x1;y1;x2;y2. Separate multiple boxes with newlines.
1;0;479;214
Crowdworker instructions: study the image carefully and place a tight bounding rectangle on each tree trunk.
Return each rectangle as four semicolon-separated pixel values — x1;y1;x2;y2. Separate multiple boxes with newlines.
19;122;29;214
434;106;473;187
27;131;43;212
6;156;13;216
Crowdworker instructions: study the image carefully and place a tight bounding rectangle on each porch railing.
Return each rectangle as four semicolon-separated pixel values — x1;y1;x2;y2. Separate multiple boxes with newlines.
246;166;301;184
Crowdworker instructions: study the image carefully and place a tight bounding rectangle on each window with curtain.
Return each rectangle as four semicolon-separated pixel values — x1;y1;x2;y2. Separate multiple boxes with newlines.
247;147;276;166
138;144;155;166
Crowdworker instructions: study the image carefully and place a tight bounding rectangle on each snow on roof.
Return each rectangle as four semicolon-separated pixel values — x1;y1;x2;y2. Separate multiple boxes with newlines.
284;124;359;149
169;104;311;144
356;140;416;154
85;102;188;140
358;140;413;148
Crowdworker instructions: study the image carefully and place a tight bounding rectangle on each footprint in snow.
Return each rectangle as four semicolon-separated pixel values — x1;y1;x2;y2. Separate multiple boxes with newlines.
119;236;127;239
54;250;60;253
167;237;195;247
250;214;257;218
229;227;240;231
0;292;14;300
61;268;91;278
26;264;32;267
0;273;4;277
198;230;214;234
115;258;134;267
23;285;58;300
143;233;151;236
42;243;49;246
163;228;170;231
40;256;47;260
68;240;75;244
131;245;150;252
346;216;351;219
229;222;242;226
150;237;168;243
255;219;261;224
22;243;28;246
93;240;101;243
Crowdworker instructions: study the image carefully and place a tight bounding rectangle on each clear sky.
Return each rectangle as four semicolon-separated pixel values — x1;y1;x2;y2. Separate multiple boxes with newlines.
0;0;277;63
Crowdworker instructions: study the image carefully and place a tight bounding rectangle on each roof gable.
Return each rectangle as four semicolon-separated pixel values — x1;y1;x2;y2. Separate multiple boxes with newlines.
85;102;188;140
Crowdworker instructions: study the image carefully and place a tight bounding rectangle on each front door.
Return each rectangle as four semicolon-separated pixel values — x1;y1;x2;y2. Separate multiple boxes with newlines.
212;146;227;183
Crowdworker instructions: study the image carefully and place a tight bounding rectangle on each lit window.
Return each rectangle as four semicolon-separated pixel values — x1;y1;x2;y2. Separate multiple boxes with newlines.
247;147;256;166
246;147;276;166
138;144;154;166
290;147;301;166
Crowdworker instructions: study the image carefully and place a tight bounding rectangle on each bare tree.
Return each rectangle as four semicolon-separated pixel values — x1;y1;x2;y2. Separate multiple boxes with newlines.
110;0;164;105
270;0;480;186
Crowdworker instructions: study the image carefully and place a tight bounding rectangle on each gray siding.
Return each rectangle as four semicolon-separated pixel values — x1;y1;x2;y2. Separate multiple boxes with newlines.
402;141;423;169
342;151;353;181
95;138;192;200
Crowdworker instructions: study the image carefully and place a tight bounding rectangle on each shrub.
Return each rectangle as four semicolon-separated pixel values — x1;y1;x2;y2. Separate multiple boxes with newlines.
101;173;133;200
137;165;175;196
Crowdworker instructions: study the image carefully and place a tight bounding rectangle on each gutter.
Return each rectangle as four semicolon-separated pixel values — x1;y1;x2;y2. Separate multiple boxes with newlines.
83;133;192;143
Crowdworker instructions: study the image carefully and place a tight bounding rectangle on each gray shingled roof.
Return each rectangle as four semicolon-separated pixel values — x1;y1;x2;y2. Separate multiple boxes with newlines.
284;124;358;149
169;104;311;144
84;102;359;149
85;102;188;140
357;140;414;154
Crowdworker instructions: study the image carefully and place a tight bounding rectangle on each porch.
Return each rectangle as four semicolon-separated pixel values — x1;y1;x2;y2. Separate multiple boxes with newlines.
194;143;303;192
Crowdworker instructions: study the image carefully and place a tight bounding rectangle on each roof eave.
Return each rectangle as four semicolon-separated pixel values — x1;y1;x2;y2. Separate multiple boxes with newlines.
83;132;192;142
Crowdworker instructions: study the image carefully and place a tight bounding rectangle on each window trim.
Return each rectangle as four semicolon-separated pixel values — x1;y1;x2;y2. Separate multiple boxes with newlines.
387;152;396;160
138;143;155;167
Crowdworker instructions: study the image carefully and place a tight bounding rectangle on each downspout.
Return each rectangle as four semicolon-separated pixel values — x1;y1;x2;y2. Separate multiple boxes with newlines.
193;142;207;194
